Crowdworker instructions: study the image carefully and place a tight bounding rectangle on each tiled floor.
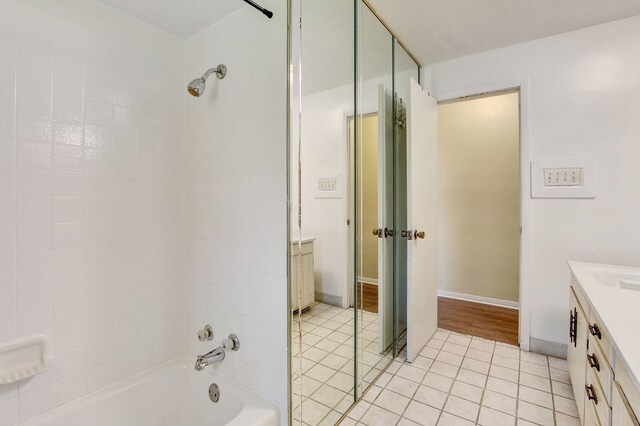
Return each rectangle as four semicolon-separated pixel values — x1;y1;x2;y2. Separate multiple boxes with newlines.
340;329;579;426
292;302;393;425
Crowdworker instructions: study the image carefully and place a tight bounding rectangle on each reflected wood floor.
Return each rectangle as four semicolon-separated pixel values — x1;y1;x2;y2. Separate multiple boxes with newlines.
437;296;519;346
355;283;378;313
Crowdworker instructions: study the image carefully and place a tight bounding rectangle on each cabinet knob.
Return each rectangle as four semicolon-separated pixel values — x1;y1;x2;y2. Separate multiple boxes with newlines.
587;353;600;372
585;384;598;405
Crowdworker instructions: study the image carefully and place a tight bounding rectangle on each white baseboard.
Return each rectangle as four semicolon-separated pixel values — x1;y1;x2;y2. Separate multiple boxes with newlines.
438;290;519;310
358;276;378;285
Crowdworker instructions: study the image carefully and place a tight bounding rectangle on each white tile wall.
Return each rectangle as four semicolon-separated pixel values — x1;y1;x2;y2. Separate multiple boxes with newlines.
0;0;185;423
184;0;288;417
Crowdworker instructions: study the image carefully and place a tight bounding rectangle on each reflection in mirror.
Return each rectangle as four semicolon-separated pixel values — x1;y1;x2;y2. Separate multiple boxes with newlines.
392;40;420;355
290;0;357;424
289;1;421;424
354;2;394;397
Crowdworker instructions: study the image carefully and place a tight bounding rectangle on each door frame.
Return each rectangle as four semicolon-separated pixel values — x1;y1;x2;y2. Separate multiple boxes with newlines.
343;105;377;309
433;80;532;351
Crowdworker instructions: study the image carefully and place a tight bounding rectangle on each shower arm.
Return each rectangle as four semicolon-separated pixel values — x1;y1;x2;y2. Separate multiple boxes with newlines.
242;0;273;19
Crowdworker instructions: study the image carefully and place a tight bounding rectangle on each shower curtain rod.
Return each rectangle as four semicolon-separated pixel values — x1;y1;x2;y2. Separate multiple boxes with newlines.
242;0;273;18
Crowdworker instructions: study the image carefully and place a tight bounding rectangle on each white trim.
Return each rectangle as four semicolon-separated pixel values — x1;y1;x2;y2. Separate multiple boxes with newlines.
438;290;520;310
431;77;532;351
358;276;378;285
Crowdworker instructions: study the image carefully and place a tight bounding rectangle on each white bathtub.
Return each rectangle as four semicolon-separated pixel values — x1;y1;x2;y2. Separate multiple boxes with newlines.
21;357;279;426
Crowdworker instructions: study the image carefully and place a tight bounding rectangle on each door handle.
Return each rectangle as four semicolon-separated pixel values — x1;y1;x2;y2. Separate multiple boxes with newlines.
384;228;394;238
373;228;382;238
400;230;412;240
414;230;425;239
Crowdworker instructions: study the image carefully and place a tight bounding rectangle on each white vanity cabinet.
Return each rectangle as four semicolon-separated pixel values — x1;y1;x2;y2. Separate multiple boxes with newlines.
568;287;589;421
568;262;640;426
291;238;315;312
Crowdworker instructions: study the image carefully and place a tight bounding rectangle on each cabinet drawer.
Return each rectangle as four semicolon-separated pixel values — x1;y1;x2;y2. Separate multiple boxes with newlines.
584;395;602;426
588;308;614;362
586;366;611;425
613;381;640;426
616;359;640;418
587;338;613;406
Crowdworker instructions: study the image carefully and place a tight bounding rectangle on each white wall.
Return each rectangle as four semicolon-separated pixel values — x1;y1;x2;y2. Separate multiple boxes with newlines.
426;15;640;348
438;93;520;303
184;0;288;416
294;78;387;303
0;0;185;423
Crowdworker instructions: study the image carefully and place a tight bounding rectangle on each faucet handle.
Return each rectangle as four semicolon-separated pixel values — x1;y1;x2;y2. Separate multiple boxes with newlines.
198;325;214;342
222;334;240;351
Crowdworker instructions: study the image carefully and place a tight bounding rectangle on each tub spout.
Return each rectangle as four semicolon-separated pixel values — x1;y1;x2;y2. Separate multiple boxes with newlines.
195;346;225;371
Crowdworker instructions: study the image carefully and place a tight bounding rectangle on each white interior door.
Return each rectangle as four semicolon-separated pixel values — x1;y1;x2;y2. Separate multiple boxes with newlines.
378;84;394;353
406;78;438;362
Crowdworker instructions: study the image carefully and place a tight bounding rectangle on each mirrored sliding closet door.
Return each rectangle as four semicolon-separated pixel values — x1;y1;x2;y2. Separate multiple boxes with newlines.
288;1;421;425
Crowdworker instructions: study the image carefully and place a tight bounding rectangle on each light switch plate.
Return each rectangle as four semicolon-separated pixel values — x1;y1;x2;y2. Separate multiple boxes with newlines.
531;158;596;199
315;173;342;199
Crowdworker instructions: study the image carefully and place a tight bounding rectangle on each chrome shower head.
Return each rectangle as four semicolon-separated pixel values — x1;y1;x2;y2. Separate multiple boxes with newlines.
187;64;227;97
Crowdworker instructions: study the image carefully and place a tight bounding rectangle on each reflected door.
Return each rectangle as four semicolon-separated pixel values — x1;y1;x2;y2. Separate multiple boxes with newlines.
377;84;394;353
406;78;438;362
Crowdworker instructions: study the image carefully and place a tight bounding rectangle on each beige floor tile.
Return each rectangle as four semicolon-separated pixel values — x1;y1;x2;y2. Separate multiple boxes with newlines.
456;368;487;388
362;385;382;403
520;360;550;378
386;375;420;398
430;361;459;378
482;390;517;416
360;404;401;426
549;357;569;371
403;400;441;425
469;337;495;354
551;380;574;398
398;418;423;426
311;384;347;409
520;351;548;366
437;412;474;425
397;363;428;383
450;380;483;404
550;367;571;384
518;385;553;409
443;395;479;422
517;400;554;425
465;348;492;363
461;357;490;375
306;363;337;382
423;371;454;393
553;394;579;417
299;398;332;425
556;412;581;426
477;406;516;426
436;351;463;367
489;364;519;383
519;372;551;392
494;345;520;359
442;342;468;356
491;354;520;371
374;388;411;415
346;400;370;421
447;334;472;347
412;356;434;371
413;384;448;410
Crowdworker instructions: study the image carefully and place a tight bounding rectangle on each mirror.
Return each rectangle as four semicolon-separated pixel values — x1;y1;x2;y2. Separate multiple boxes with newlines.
289;0;357;424
289;1;420;424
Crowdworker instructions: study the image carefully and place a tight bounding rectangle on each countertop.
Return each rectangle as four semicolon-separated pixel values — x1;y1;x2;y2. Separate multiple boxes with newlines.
290;237;315;245
568;261;640;390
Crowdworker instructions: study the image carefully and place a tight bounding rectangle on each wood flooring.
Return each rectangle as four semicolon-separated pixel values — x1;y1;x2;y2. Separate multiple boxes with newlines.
437;296;519;346
356;283;378;313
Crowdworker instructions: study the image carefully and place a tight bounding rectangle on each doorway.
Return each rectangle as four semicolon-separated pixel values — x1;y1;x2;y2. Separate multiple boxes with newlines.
436;90;521;345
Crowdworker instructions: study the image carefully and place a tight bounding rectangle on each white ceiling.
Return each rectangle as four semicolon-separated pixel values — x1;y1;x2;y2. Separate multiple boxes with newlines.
366;0;640;65
97;0;244;39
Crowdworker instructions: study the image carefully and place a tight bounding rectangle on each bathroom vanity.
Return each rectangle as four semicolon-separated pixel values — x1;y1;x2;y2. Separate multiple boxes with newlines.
290;238;315;312
568;262;640;425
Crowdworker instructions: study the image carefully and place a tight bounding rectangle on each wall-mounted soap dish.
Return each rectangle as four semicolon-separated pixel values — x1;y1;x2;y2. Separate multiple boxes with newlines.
0;335;47;385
